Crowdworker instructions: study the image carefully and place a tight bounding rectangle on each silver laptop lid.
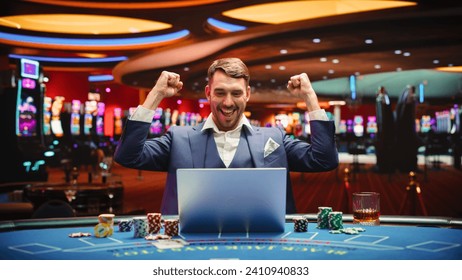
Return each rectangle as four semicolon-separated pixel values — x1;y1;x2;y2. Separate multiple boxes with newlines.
177;168;287;233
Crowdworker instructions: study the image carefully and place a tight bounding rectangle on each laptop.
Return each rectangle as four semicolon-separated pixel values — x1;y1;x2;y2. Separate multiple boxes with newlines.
176;168;287;233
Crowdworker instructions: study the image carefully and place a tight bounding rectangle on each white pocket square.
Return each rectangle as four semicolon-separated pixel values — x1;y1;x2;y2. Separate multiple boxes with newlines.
264;137;280;158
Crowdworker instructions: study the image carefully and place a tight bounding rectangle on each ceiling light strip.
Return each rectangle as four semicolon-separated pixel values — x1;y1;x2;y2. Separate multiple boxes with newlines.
0;30;190;47
88;75;114;82
207;18;246;32
9;54;127;63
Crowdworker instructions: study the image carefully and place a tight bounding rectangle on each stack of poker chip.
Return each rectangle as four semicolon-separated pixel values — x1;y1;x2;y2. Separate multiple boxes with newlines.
163;219;179;236
293;216;309;232
118;219;133;232
317;207;332;229
147;212;162;234
133;218;148;238
94;214;115;238
328;211;343;230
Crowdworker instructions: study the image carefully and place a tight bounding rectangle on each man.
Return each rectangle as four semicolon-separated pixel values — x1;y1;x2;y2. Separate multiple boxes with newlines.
114;58;338;214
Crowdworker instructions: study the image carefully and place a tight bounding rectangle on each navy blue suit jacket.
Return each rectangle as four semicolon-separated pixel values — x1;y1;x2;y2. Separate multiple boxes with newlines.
114;120;338;214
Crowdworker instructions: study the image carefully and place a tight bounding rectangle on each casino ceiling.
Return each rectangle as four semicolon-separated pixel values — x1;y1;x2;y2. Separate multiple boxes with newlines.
1;0;462;106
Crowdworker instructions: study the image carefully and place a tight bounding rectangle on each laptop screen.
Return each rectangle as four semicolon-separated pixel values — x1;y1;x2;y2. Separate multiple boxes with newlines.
177;168;287;233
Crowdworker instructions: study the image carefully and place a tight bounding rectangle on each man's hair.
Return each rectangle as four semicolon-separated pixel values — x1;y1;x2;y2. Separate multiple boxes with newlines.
207;58;250;86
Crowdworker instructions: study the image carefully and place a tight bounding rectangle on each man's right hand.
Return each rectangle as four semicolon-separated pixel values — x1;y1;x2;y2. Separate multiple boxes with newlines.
143;71;183;110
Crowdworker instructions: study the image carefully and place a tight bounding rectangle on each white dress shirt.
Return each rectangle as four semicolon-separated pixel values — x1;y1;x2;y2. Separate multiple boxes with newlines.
130;105;329;167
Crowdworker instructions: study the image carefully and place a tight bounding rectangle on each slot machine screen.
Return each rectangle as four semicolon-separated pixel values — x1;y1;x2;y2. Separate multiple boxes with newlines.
353;115;364;137
16;90;38;137
114;108;123;136
20;59;39;80
96;102;105;136
71;100;81;136
420;115;432;133
366;116;378;134
150;107;164;135
84;100;97;135
43;97;52;136
338;120;347;134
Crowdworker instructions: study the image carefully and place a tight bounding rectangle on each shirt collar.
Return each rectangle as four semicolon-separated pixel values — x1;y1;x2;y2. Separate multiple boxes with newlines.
202;113;254;133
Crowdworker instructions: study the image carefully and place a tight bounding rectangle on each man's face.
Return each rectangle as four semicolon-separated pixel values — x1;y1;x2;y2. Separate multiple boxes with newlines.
205;70;250;132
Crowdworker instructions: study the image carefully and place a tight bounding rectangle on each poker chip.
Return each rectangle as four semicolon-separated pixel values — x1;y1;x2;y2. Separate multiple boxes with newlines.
317;206;332;229
118;219;133;232
145;234;172;240
94;222;113;238
293;217;309;232
328;211;343;230
98;214;115;226
133;218;148;238
68;232;91;238
163;219;179;236
329;227;366;235
147;213;162;234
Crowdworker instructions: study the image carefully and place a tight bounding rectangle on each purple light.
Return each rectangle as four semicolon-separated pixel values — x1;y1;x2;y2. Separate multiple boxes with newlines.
105;87;111;93
177;99;182;105
22;78;36;89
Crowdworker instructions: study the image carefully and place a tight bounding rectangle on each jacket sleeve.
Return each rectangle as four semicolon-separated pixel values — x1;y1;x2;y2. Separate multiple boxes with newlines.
284;120;338;172
113;119;171;171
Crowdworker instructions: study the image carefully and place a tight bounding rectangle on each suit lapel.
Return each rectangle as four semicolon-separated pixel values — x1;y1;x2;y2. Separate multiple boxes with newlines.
189;123;208;168
246;126;265;167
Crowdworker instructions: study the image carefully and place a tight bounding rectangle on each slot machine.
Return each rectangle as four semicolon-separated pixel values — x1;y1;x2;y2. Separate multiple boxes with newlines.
366;116;378;137
113;107;123;140
0;58;47;182
84;100;97;136
353;115;364;137
43;96;52;137
50;96;65;138
70;99;81;136
96;102;105;137
150;107;164;137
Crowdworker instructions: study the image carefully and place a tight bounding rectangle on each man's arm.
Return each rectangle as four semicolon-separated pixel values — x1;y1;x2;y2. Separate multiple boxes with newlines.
113;71;182;170
285;73;338;171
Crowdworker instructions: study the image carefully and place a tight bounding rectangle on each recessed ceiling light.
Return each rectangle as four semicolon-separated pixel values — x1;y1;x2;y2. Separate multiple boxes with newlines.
279;66;286;70
183;67;190;71
365;39;373;44
432;60;440;64
332;59;339;64
328;69;335;74
313;38;321;43
320;57;327;62
403;52;411;56
394;50;402;54
265;64;272;69
374;64;381;69
323;76;328;80
396;67;402;71
280;49;288;54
